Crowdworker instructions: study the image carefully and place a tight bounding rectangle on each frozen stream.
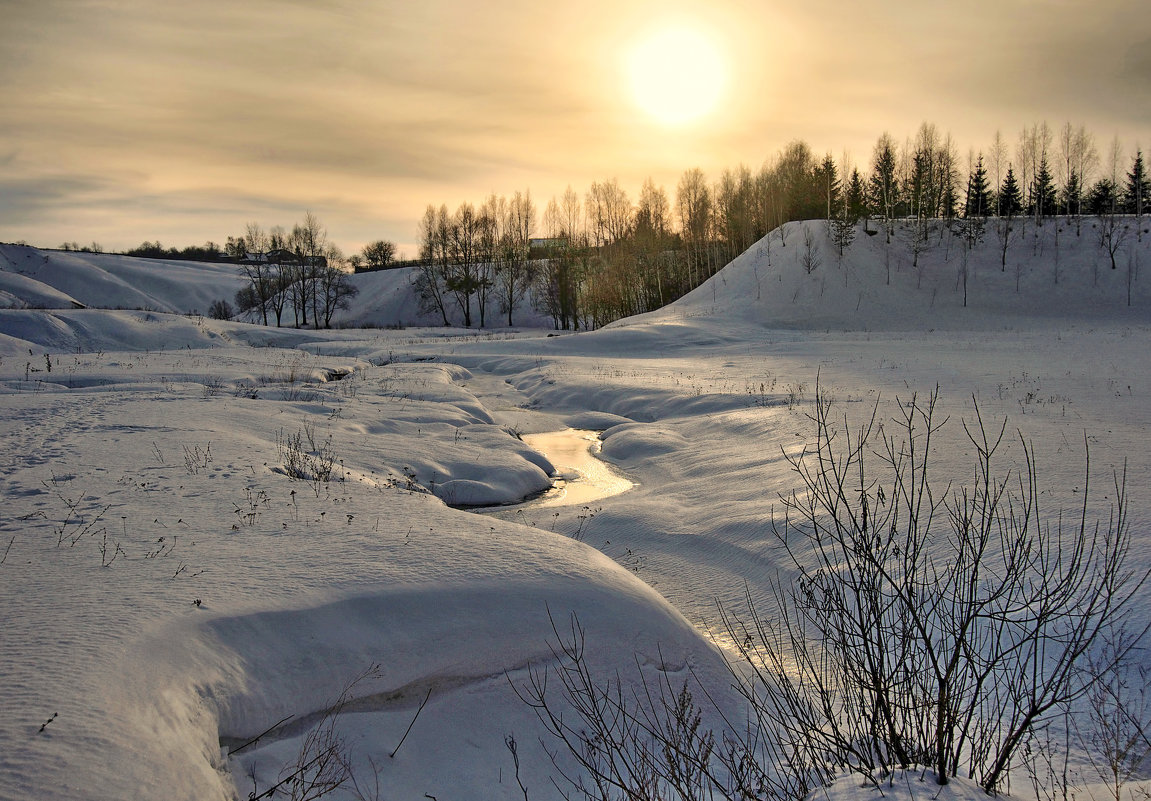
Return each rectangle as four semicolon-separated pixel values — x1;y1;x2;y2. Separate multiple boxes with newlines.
519;428;634;509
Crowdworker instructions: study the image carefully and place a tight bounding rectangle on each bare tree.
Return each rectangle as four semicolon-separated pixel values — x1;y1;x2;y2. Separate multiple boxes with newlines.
238;222;273;326
1098;137;1130;272
413;204;451;326
317;246;358;328
585;178;632;248
287;212;328;328
493;189;536;326
536;187;585;330
714;165;760;264
1016;123;1051;220
446;202;485;327
1073;126;1100;235
676;168;713;286
359;240;396;271
990;130;1008;216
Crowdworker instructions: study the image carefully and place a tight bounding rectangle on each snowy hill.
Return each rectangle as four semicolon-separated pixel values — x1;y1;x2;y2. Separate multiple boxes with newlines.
0;243;248;315
634;218;1151;331
0;243;552;330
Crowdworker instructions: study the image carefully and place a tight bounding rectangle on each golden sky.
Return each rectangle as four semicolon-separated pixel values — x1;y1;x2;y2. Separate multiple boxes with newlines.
1;0;1149;256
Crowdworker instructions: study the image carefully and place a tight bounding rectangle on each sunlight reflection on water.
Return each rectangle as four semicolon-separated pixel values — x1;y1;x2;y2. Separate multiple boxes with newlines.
521;428;633;508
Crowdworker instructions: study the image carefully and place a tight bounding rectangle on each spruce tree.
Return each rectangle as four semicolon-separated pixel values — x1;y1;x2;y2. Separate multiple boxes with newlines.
996;166;1024;271
847;169;867;224
817;154;841;221
1032;156;1057;220
999;167;1024;218
1125;150;1149;217
964;155;992;218
869;139;899;242
1088;179;1118;216
1063;169;1082;218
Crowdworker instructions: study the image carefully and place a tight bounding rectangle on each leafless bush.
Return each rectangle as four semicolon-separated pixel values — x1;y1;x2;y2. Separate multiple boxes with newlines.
519;388;1147;799
1076;627;1151;801
512;611;815;801
729;386;1148;794
278;423;337;494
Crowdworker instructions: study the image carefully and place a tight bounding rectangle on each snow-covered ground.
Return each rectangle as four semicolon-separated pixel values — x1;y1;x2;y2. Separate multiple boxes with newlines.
1;220;1149;800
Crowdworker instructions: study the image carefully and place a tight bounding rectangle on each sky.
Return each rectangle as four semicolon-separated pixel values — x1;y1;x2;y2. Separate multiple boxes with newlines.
1;0;1149;257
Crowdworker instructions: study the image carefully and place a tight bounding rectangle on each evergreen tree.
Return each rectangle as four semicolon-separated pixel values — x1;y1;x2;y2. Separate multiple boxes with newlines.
817;154;841;220
909;149;931;218
1032;157;1057;220
1124;150;1150;217
847;169;867;223
869;136;899;242
942;179;959;221
999;167;1024;218
996;166;1024;270
1087;179;1118;216
964;155;992;218
831;169;862;258
1062;169;1082;218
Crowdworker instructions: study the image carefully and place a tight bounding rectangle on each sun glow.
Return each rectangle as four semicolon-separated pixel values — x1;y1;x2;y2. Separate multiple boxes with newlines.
626;26;726;127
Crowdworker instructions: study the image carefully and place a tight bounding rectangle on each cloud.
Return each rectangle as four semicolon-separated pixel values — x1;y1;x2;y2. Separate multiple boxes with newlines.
3;0;1150;252
0;175;116;224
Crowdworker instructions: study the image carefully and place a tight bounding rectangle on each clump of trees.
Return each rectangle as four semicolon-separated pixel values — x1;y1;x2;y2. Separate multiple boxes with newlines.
124;241;228;261
414;191;539;328
73;120;1147;330
350;240;398;273
58;241;105;254
230;213;359;329
416;120;1148;330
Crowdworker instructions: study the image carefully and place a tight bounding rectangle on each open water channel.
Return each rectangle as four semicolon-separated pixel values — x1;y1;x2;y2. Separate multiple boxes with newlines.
498;428;633;511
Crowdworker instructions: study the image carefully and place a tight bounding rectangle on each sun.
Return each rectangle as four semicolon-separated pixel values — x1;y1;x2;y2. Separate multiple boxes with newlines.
626;26;726;127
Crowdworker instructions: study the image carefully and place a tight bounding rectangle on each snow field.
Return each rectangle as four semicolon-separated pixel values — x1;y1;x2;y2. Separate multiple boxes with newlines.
1;220;1150;799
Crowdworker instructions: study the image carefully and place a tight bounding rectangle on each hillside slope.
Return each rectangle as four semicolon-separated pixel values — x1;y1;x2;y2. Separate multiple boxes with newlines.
0;244;552;329
632;218;1151;331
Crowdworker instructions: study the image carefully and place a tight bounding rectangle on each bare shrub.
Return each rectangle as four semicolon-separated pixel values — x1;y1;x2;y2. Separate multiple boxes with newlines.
513;611;813;801
1076;627;1151;801
277;423;337;494
241;666;382;801
520;388;1147;799
182;442;213;475
727;386;1147;793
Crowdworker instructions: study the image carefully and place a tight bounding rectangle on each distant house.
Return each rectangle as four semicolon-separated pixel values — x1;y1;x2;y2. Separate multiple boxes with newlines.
242;249;328;269
528;237;568;259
